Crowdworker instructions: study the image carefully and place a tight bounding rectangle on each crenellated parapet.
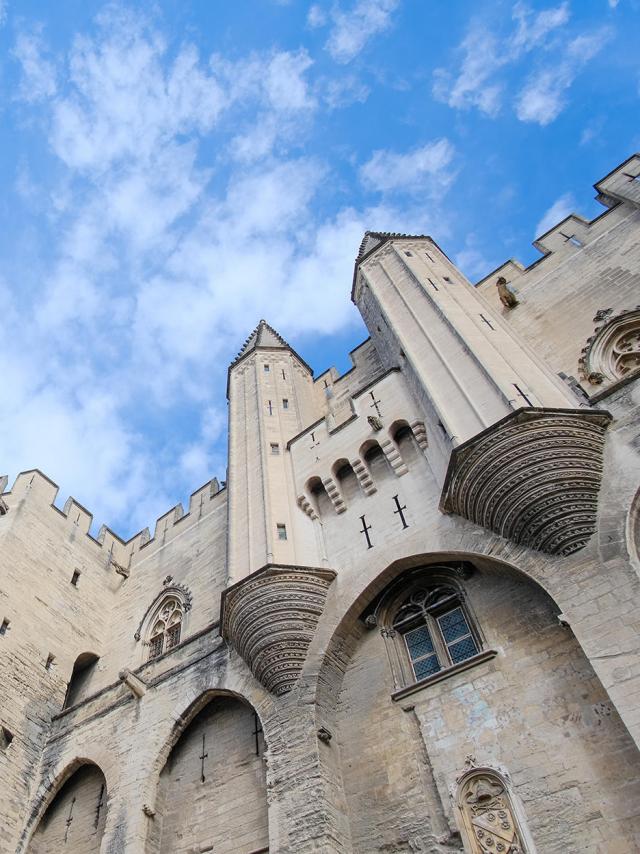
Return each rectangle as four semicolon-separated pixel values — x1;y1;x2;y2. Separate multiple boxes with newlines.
0;469;224;572
220;564;336;695
476;154;640;305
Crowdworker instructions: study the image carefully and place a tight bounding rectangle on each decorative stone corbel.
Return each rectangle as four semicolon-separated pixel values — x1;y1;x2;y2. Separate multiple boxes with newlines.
119;668;147;699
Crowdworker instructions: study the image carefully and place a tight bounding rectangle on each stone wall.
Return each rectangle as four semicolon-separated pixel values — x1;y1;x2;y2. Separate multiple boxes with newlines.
335;566;640;852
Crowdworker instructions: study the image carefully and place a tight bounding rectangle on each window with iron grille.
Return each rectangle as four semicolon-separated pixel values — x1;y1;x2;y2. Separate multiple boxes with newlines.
393;585;479;682
148;597;184;660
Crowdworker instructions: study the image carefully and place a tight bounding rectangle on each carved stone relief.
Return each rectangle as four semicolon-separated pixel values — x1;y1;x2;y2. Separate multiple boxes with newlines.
441;409;611;555
456;768;533;854
220;565;336;695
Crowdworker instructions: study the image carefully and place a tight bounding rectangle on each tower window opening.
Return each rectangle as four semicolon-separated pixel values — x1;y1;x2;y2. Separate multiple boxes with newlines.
0;618;9;636
270;443;280;455
277;523;287;541
404;250;413;257
45;653;55;670
282;369;286;379
282;398;289;410
264;364;270;372
71;569;81;586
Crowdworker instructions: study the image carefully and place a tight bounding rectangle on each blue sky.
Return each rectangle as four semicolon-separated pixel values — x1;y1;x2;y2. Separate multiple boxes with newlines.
1;0;638;537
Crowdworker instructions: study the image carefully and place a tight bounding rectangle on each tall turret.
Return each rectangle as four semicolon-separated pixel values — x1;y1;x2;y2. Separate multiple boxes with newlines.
352;232;581;483
226;320;320;583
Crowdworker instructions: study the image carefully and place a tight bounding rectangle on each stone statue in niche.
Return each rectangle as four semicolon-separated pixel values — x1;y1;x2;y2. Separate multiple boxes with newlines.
457;772;529;854
496;277;519;309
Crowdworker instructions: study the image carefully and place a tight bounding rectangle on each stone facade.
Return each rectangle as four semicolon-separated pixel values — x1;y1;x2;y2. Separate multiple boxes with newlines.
1;153;640;854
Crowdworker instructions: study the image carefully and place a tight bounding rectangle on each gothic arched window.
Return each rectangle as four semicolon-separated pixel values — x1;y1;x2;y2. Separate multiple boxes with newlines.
148;597;183;660
392;584;480;681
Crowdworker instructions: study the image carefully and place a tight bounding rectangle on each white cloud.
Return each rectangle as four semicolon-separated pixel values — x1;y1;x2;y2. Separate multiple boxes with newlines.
7;7;423;536
12;28;57;102
322;74;370;109
534;192;574;237
433;2;581;120
455;238;493;281
307;4;326;28
325;0;399;64
360;139;455;195
516;32;605;125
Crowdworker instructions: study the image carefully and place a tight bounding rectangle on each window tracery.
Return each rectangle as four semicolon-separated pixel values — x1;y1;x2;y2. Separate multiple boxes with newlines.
580;307;640;385
148;597;183;660
392;584;480;681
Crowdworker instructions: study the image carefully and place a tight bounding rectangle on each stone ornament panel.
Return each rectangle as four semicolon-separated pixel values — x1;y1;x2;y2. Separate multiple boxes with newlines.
441;409;611;556
221;565;336;695
579;307;640;385
456;767;533;854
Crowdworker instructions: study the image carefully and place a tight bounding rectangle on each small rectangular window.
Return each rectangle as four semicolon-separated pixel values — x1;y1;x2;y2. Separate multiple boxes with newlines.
282;398;289;410
276;523;287;541
264;364;270;372
270;443;280;455
45;653;55;670
149;635;163;659
165;624;181;651
71;570;80;586
0;618;9;636
282;369;286;379
437;607;478;664
404;625;440;680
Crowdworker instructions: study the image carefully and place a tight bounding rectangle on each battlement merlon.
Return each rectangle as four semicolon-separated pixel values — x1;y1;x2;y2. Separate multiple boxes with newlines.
0;469;224;569
476;153;640;292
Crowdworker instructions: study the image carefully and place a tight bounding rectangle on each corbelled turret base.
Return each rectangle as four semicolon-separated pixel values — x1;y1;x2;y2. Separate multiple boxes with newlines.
220;564;336;695
440;408;612;556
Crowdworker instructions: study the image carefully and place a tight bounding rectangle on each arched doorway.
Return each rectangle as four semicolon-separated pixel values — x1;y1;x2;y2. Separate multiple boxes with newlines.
153;693;269;854
27;762;107;853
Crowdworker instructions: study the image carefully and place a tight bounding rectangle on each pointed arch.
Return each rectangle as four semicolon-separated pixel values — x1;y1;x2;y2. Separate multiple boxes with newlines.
148;690;269;854
134;584;193;659
25;760;108;854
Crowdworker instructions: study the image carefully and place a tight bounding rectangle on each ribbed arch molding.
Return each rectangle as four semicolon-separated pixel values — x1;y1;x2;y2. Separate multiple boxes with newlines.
441;409;612;556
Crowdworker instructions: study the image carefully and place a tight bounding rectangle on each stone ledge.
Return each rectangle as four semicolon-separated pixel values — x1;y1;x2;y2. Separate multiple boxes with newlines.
221;564;337;696
392;649;499;701
440;407;612;556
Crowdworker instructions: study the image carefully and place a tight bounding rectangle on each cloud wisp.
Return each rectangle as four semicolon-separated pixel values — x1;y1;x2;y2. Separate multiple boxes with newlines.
433;2;605;125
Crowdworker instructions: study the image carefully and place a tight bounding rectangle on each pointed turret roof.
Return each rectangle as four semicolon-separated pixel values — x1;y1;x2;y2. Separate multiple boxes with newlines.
355;230;433;263
234;319;291;361
228;320;312;395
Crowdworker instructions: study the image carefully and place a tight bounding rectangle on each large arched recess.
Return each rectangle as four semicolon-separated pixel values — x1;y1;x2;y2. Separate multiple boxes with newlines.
147;690;269;854
26;760;107;854
315;551;640;853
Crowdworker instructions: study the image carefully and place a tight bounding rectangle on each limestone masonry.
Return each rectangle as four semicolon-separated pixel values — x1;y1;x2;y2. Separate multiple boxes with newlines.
2;154;640;854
